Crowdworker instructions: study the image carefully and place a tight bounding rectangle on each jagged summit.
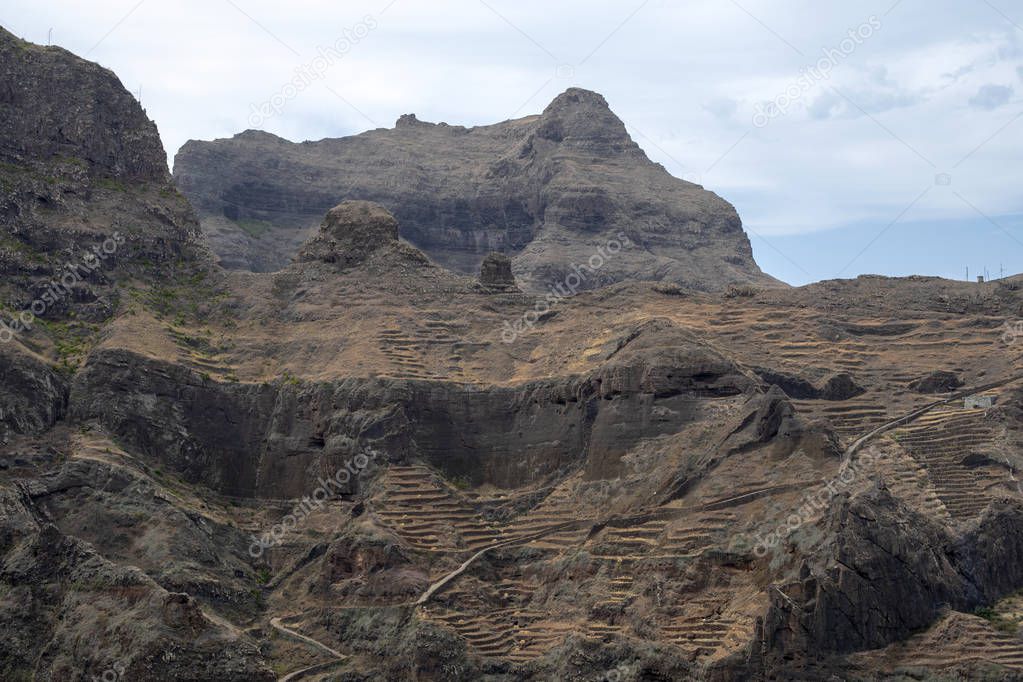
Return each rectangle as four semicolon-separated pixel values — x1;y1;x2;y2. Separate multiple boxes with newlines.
297;200;400;266
532;87;639;155
395;112;429;128
174;88;781;291
545;87;613;111
0;26;168;181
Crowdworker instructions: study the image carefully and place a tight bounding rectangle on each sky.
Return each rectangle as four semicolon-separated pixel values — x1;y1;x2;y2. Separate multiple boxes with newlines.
4;0;1022;286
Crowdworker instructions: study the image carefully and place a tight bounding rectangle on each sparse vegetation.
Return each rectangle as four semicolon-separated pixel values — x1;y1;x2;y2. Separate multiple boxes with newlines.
40;319;99;376
233;218;275;239
653;282;686;296
95;176;128;192
724;284;759;298
976;601;1023;634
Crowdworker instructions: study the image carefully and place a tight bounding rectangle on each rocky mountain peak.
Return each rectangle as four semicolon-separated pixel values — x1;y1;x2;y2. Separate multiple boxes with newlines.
0;26;168;181
544;87;612;113
174;88;779;292
297;200;400;266
529;87;638;156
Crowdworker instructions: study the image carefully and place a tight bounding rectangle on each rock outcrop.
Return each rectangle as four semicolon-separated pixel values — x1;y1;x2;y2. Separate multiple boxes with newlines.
478;252;517;291
174;88;780;293
761;485;1023;669
0;26;205;341
297;200;400;267
754;368;865;401
0;348;68;439
0;486;274;681
909;369;964;394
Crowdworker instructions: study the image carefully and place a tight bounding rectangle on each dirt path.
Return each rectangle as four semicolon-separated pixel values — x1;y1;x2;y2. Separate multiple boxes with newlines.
414;519;586;606
269;617;347;681
843;372;1023;460
413;373;1023;607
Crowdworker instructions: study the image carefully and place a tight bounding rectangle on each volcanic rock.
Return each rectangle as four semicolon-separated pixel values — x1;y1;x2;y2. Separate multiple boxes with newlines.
478;252;517;291
174;88;781;293
818;372;866;400
0;27;167;181
297;200;400;267
0;26;205;336
909;370;964;394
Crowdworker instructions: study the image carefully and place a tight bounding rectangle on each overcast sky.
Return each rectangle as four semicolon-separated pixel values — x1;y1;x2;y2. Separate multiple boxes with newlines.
5;0;1022;285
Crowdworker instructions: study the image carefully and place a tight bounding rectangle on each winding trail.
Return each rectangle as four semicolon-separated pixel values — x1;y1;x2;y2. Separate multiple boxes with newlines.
843;372;1023;460
412;373;1023;608
270;617;347;681
261;371;1023;668
414;519;586;606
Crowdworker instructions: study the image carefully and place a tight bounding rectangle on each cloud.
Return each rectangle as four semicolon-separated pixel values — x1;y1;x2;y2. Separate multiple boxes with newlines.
805;84;920;120
703;97;738;121
969;83;1013;109
807;91;841;119
942;63;975;82
4;0;1022;285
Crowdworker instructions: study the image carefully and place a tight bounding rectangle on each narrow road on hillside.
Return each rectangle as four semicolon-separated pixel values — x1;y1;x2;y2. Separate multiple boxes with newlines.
413;372;1023;608
843;372;1023;460
270;617;347;681
414;519;586;606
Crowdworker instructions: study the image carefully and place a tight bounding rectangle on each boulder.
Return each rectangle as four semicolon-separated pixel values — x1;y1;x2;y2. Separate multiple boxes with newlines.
909;370;963;394
478;252;517;291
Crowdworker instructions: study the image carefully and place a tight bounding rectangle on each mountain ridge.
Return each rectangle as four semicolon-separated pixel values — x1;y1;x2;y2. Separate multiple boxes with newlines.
174;87;783;293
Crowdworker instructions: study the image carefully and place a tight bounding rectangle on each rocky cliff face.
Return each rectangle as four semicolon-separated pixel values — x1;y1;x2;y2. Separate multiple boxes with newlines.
0;26;205;354
174;88;778;293
7;28;1023;682
758;485;1023;675
0;28;167;182
0;28;277;680
0;486;274;681
71;206;758;496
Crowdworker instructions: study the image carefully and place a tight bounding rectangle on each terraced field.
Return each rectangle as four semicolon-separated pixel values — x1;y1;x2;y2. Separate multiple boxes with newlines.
371;465;501;551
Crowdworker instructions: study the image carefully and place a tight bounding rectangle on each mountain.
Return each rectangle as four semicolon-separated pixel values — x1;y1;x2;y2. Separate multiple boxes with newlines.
5;26;1023;682
0;26;208;361
173;88;781;292
0;26;271;681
